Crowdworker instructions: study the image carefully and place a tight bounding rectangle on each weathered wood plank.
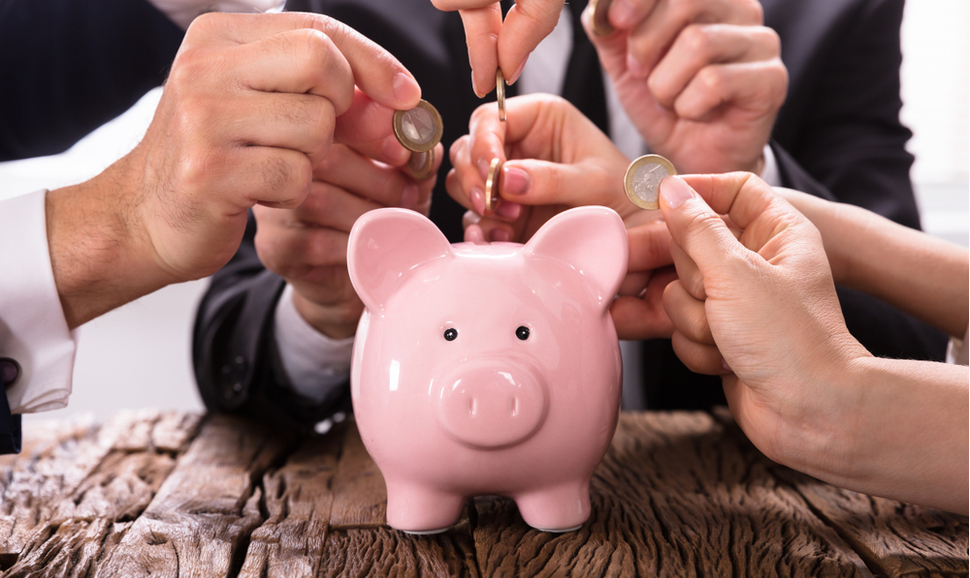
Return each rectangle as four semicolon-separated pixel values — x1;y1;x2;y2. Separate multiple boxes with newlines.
320;517;480;578
328;424;387;529
0;410;198;562
782;473;969;578
92;414;298;578
471;411;874;577
2;411;202;576
237;424;347;578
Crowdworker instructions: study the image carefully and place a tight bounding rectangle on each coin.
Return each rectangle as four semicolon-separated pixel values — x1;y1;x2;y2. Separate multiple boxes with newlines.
407;149;435;180
589;0;615;36
393;100;443;153
624;154;677;210
484;157;502;212
496;70;506;122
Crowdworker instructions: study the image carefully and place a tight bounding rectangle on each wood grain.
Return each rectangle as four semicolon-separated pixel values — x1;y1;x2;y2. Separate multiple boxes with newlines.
0;409;965;578
92;414;296;578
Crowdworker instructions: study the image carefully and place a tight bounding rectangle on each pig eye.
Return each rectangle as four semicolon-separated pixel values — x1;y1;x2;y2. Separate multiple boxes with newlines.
515;326;530;341
443;328;458;341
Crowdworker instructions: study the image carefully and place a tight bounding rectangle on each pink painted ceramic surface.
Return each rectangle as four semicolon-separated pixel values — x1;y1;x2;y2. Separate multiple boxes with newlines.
347;206;628;534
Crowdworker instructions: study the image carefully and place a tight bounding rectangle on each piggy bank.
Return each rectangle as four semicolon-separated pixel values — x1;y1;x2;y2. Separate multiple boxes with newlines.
347;206;628;534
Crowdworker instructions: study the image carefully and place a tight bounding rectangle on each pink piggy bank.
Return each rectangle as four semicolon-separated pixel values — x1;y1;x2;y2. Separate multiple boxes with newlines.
347;206;628;534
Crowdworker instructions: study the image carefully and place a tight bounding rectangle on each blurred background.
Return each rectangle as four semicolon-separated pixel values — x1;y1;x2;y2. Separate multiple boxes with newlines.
2;2;967;422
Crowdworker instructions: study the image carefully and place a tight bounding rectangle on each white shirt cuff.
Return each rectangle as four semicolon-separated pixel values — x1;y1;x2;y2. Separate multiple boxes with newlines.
273;284;354;402
0;190;76;414
149;0;285;30
760;144;781;186
946;324;969;366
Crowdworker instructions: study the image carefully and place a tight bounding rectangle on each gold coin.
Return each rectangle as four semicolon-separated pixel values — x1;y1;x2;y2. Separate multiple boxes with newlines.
407;148;435;180
485;157;502;212
589;0;615;36
624;154;677;210
393;100;444;153
496;70;506;122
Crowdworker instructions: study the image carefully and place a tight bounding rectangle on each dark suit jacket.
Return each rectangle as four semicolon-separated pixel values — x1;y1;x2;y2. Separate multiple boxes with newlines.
0;0;184;452
193;0;947;427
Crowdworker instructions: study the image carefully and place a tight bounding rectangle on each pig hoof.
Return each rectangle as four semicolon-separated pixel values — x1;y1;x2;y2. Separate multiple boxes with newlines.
399;526;451;535
530;524;583;533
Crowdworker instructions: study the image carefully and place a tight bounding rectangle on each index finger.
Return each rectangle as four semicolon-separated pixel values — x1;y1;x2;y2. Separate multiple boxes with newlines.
190;12;421;110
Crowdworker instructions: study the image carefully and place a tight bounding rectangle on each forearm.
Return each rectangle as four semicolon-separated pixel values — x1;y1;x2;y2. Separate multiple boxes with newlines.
781;189;968;338
46;165;172;329
830;356;969;515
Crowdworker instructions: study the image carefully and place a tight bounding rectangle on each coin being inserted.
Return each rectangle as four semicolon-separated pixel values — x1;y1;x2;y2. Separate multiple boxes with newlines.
393;100;443;153
589;0;615;36
496;70;506;122
485;157;502;212
624;154;677;210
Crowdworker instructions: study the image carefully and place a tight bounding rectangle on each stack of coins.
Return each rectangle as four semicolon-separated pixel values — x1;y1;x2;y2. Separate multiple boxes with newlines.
624;154;677;210
392;100;444;180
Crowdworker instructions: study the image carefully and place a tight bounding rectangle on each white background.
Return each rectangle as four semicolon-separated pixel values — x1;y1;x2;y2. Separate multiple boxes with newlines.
2;3;967;422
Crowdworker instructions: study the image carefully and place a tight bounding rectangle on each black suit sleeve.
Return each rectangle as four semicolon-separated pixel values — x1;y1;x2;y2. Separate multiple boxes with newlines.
192;214;351;430
765;0;946;362
0;0;184;161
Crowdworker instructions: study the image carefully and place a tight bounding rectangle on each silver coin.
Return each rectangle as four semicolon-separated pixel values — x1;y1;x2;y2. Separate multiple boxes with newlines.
393;100;443;153
624;154;677;210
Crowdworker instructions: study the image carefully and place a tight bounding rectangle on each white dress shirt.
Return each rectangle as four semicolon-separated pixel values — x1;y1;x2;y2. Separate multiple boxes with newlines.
0;0;283;414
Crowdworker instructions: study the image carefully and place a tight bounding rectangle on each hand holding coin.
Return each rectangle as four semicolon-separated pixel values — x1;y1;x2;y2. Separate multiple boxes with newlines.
624;154;677;210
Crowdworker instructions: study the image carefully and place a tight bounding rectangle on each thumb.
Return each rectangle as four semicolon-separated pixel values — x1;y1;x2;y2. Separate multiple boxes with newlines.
659;176;743;275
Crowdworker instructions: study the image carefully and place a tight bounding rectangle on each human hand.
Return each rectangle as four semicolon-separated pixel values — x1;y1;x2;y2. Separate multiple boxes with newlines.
656;172;871;472
253;124;440;339
45;12;422;328
429;0;565;97
582;0;787;174
446;93;643;244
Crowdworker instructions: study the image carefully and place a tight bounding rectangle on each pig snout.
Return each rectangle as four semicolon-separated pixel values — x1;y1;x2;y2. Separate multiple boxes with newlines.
435;359;547;449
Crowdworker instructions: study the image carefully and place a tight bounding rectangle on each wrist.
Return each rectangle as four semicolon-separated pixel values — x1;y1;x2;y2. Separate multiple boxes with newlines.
292;290;362;339
45;165;172;328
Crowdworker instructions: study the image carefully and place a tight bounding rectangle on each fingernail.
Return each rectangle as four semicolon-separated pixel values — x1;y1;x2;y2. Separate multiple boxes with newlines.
400;184;419;210
611;0;637;28
382;134;410;165
477;158;492;181
502;166;530;195
626;52;646;78
470;186;486;215
508;58;528;85
721;359;732;373
471;70;485;98
495;201;522;220
660;176;693;209
393;72;421;105
490;228;512;243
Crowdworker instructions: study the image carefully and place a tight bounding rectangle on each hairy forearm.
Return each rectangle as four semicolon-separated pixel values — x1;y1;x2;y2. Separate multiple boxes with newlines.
780;189;969;338
828;356;969;514
45;163;171;329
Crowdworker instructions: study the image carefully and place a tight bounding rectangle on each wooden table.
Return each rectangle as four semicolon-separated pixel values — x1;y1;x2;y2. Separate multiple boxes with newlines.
0;409;964;577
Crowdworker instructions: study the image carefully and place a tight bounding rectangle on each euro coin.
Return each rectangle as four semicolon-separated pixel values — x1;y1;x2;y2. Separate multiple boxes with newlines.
589;0;615;36
485;157;502;212
496;70;506;122
393;100;443;153
624;154;677;210
408;149;435;180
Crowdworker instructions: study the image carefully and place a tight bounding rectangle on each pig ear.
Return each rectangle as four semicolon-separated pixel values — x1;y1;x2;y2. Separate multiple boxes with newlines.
524;206;629;309
348;208;452;310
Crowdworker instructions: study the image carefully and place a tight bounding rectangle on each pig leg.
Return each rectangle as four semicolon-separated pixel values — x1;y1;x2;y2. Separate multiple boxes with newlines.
513;482;591;532
384;480;465;534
